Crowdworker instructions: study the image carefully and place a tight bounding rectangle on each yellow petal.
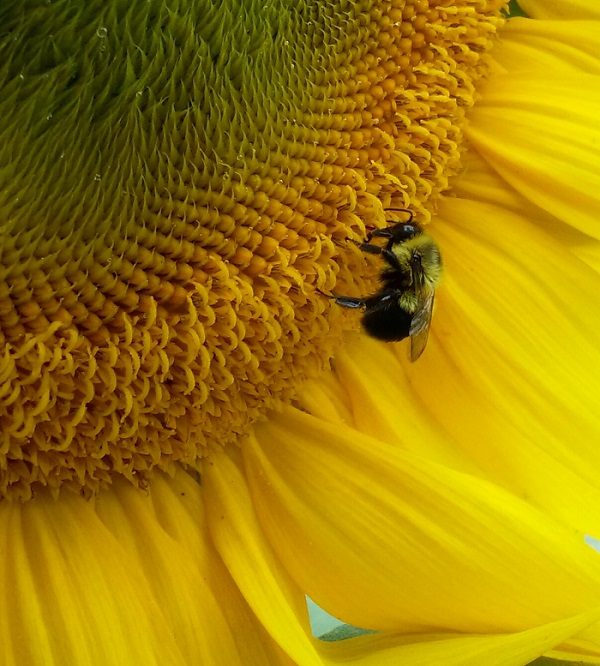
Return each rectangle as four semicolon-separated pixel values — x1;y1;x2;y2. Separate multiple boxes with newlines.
493;17;600;75
202;449;323;666
0;468;294;665
95;469;293;665
245;404;600;636
451;147;600;273
518;0;600;20
134;471;297;666
426;197;600;531
316;609;600;665
466;73;600;240
0;489;187;665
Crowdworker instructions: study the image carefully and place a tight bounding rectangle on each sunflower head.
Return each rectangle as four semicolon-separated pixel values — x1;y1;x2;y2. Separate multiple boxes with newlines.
0;0;505;500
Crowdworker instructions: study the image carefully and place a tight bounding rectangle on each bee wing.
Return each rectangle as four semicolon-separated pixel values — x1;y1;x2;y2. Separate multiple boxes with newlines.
408;291;434;362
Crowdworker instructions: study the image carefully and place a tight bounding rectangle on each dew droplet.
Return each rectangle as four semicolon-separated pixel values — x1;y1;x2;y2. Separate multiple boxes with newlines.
96;26;108;38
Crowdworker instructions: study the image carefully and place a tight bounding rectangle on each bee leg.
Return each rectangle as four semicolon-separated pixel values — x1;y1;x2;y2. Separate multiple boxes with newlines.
330;295;367;310
316;289;366;309
354;243;402;271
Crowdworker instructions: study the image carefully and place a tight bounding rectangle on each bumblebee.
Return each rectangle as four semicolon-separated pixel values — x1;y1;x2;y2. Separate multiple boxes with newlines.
330;210;442;362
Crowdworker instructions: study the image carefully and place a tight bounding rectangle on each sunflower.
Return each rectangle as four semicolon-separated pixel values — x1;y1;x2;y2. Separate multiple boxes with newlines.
1;0;600;664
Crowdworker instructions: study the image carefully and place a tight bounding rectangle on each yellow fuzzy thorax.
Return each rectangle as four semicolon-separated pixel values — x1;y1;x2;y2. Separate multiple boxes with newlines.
390;234;442;313
0;0;505;500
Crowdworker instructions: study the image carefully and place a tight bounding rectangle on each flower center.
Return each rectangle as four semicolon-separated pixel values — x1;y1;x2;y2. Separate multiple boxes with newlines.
0;0;505;500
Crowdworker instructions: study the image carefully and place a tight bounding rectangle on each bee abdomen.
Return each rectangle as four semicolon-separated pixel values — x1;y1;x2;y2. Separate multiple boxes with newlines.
362;293;412;342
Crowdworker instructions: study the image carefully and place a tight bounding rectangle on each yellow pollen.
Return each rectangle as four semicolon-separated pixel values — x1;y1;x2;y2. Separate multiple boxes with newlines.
0;0;505;500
